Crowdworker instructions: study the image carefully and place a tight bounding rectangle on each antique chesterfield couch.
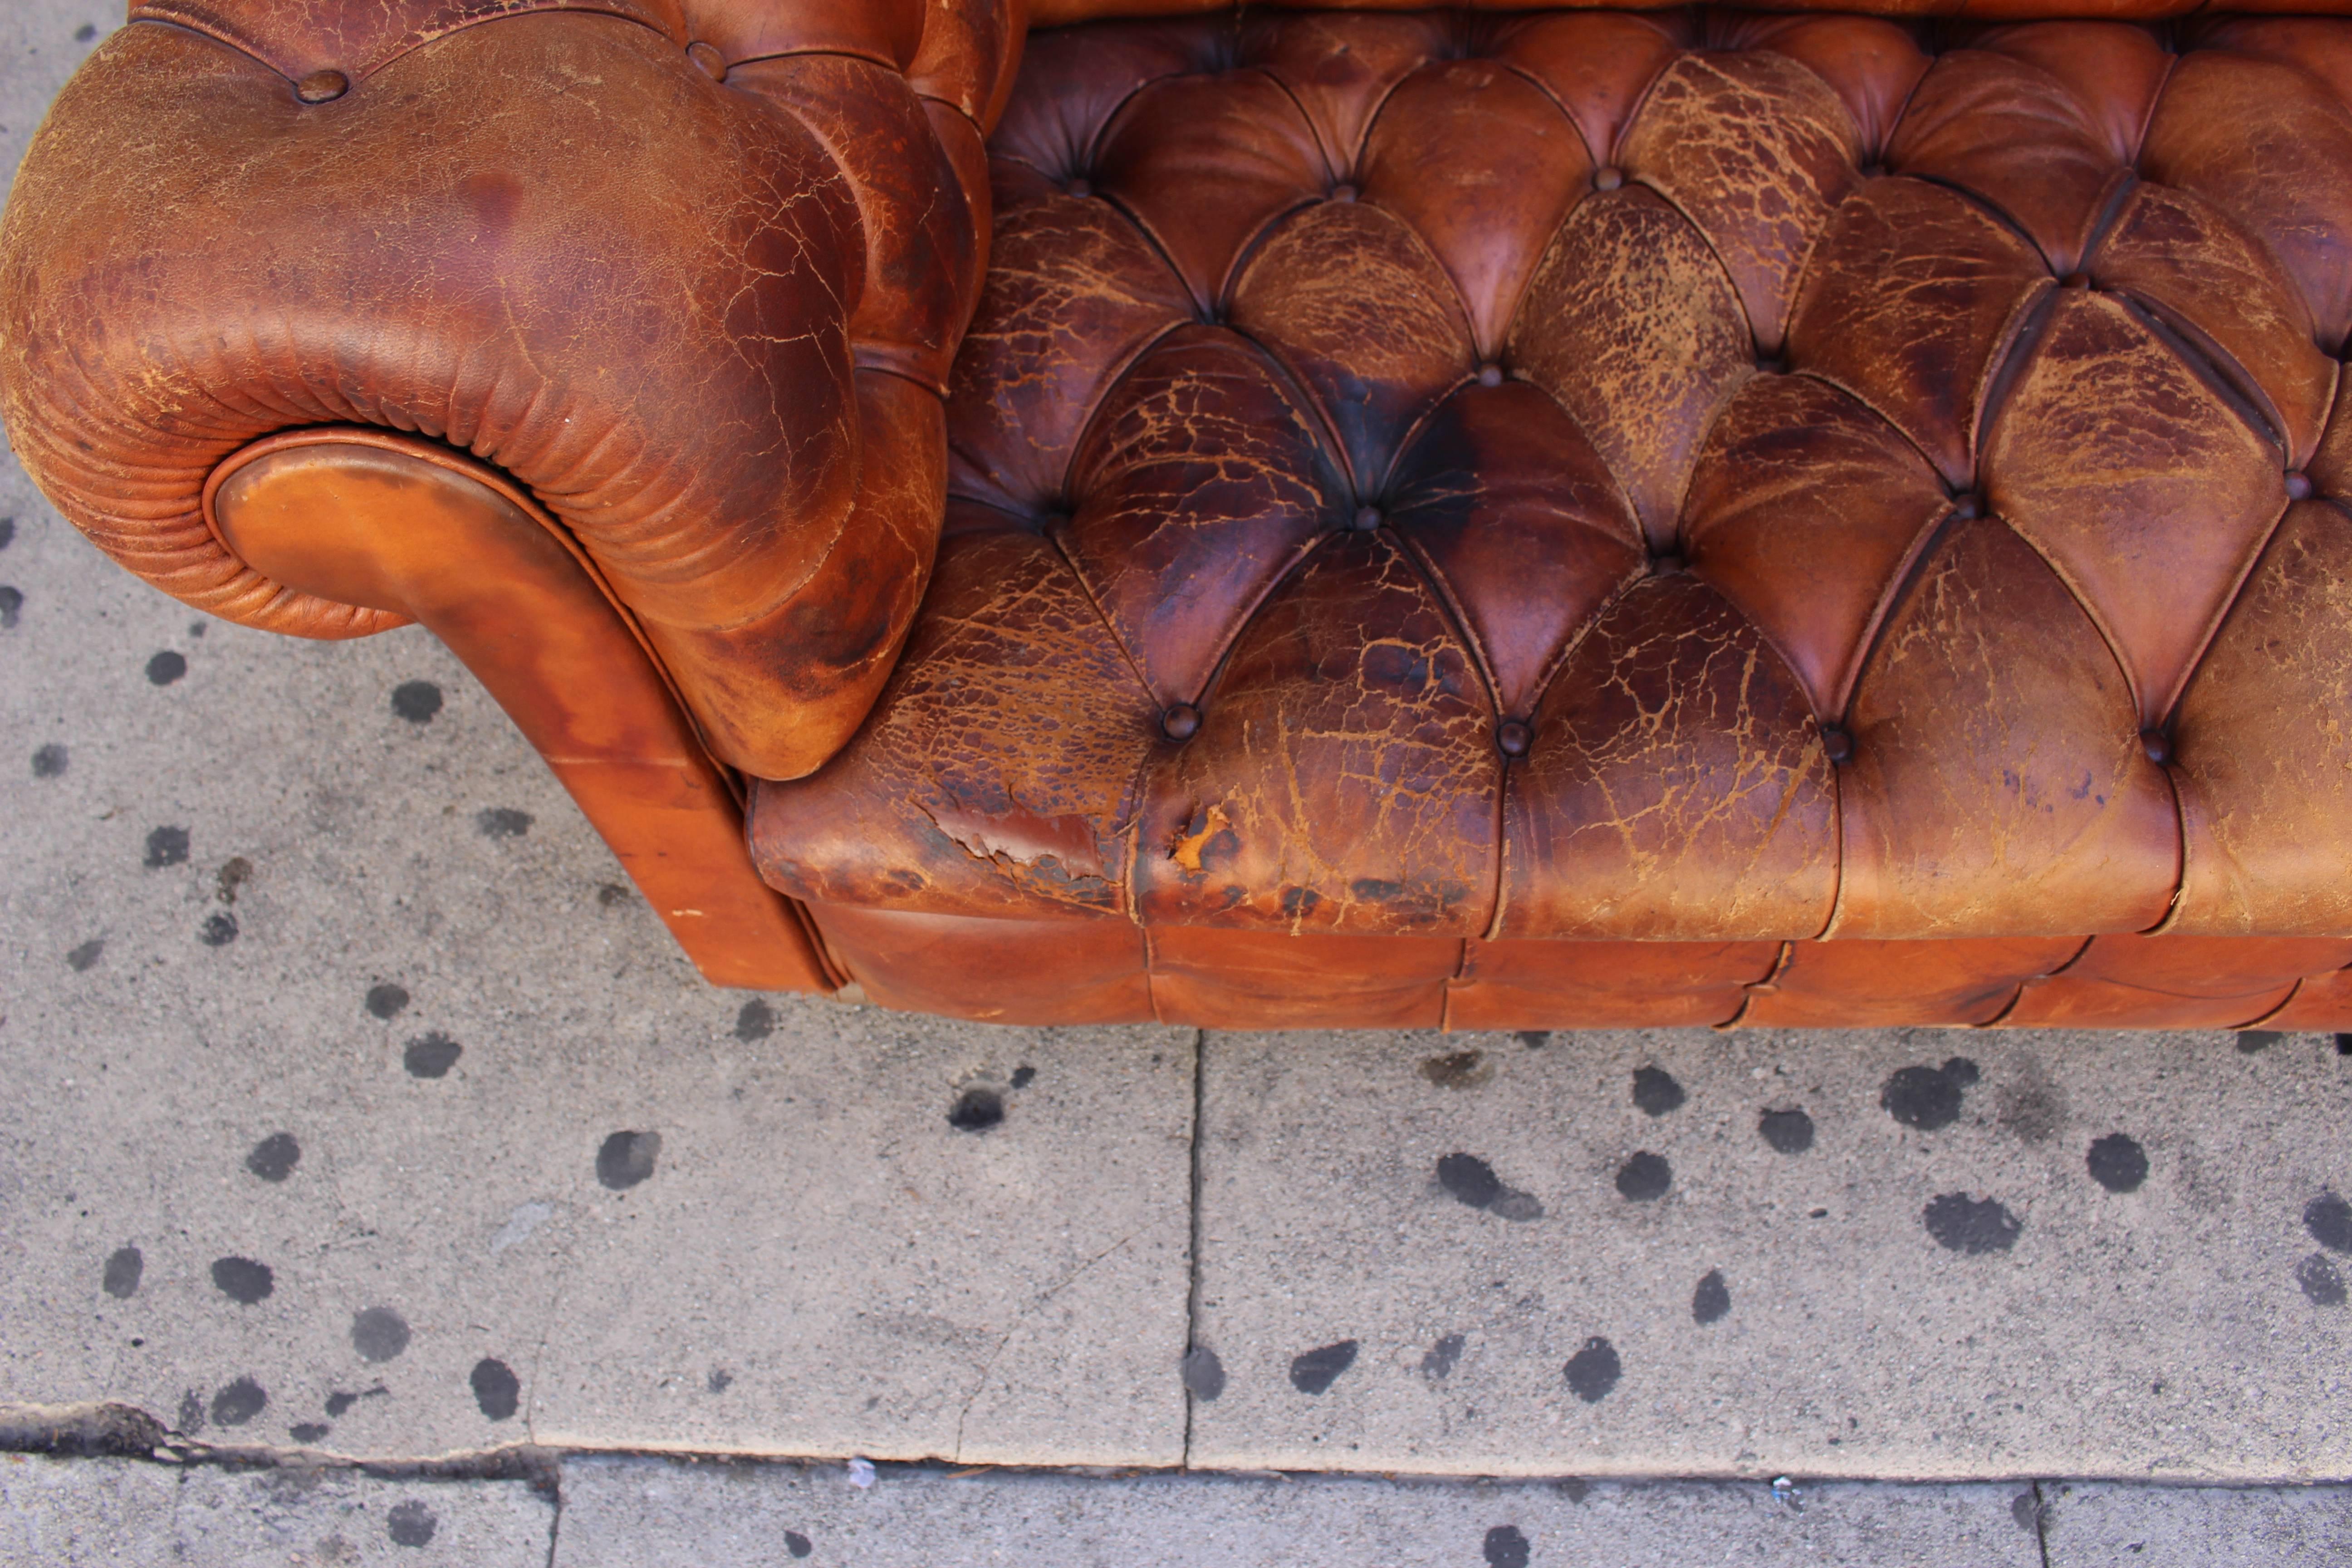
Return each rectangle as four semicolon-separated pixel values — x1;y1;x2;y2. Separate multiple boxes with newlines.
11;0;2352;1031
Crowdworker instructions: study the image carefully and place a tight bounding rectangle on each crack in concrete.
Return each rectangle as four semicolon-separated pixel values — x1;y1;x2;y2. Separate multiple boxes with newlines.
950;1227;1144;1463
1181;1027;1209;1469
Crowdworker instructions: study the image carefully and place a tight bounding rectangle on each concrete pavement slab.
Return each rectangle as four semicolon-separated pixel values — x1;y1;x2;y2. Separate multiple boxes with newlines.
0;431;1194;1467
0;1453;553;1565
553;1454;2040;1568
1187;1028;2352;1479
2040;1480;2352;1566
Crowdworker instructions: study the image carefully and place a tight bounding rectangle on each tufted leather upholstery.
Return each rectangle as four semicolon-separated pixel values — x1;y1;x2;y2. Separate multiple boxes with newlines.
754;9;2352;990
0;0;1020;779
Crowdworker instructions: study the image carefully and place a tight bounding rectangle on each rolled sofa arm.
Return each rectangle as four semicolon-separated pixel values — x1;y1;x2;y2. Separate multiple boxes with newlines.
0;0;1021;780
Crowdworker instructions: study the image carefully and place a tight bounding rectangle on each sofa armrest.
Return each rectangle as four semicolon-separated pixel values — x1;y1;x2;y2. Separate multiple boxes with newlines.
0;0;1022;779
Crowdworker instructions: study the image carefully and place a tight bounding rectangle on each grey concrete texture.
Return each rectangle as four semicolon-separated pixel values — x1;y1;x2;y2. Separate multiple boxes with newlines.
553;1455;2046;1568
0;1454;551;1565
1187;1027;2352;1480
2041;1479;2352;1566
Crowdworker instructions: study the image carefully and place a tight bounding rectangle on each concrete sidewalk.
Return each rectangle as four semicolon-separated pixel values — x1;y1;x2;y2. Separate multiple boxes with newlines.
3;7;2350;1563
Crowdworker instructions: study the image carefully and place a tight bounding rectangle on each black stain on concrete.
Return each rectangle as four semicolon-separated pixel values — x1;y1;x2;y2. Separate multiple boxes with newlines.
102;1246;142;1298
215;858;250;906
707;1368;733;1394
146;651;186;686
176;1392;205;1435
390;681;443;724
1615;1151;1671;1201
2238;1030;2283;1054
1692;1269;1731;1325
1516;1031;1549;1049
1759;1107;1814;1154
1881;1058;1977;1131
1420;1049;1492;1088
403;1033;462;1078
1484;1524;1531;1568
289;1422;329;1445
210;1256;274;1304
596;1130;661;1190
366;983;410;1020
387;1500;436;1548
245;1133;299;1183
471;1357;521;1421
2086;1133;2149;1193
65;938;103;971
1923;1194;2021;1254
1632;1066;1686;1116
2307;1193;2352;1253
1438;1153;1502;1209
143;825;189;868
1563;1337;1622;1403
1421;1332;1466;1379
1289;1340;1358;1395
1010;1064;1036;1090
209;1377;266;1427
351;1307;411;1363
475;808;532;839
31;743;67;778
2012;1492;2043;1532
2298;1253;2347;1307
948;1087;1004;1132
597;882;632;907
734;1000;774;1041
1180;1346;1225;1401
198;911;238;946
325;1392;359;1418
784;1531;813;1558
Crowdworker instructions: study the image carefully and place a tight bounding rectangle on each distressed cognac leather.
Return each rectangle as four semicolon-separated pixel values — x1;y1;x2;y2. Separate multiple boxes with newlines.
16;5;2352;1025
752;9;2352;1023
0;0;1020;779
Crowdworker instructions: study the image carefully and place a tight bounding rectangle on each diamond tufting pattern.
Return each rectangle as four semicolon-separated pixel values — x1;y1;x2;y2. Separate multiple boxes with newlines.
754;8;2352;965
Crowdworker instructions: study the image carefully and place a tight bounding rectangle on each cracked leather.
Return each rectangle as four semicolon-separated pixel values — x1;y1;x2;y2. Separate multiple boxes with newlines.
0;0;1022;779
751;8;2352;1026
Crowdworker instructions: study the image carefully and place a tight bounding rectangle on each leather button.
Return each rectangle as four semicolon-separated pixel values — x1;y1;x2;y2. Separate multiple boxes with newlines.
686;41;726;81
1328;182;1358;203
2061;271;2092;290
294;69;349;103
1860;162;1888;180
1349;505;1383;533
2287;470;2315;500
1649;551;1683;576
1161;703;1201;742
1950;493;1984;521
1592;166;1624;191
1820;725;1854;765
1065;177;1093;199
1756;355;1787;375
2141;728;2172;765
1476;362;1504;387
1496;719;1532;758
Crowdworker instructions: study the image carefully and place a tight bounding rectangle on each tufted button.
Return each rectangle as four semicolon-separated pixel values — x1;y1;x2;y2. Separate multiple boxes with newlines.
1820;725;1855;766
1860;162;1889;180
1328;183;1358;204
1950;492;1984;521
1592;166;1624;192
294;69;348;103
685;41;726;81
1476;362;1504;388
2140;728;2172;765
2061;271;2092;290
1039;509;1072;532
1064;177;1092;199
1349;505;1383;533
1161;703;1201;742
1496;719;1533;759
1756;355;1788;376
1648;551;1684;576
2287;470;2315;501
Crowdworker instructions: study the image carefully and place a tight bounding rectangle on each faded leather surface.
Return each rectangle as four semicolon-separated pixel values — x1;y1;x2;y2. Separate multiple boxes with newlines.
0;0;1022;779
755;9;2352;977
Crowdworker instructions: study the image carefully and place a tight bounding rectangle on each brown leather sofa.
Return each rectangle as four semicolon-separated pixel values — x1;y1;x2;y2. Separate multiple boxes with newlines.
10;0;2352;1030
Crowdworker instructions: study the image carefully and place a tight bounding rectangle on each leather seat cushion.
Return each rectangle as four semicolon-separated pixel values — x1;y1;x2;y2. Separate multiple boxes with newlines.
752;9;2352;946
